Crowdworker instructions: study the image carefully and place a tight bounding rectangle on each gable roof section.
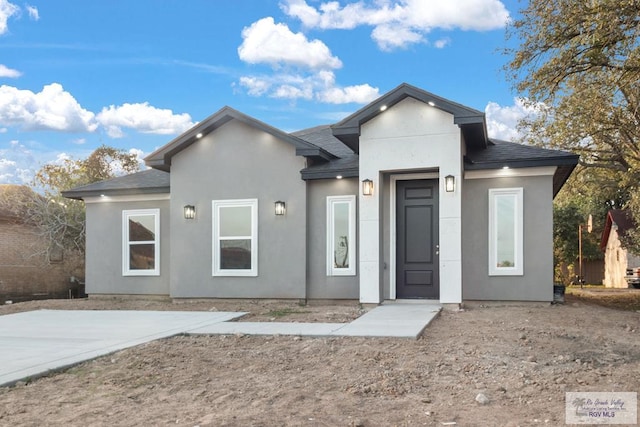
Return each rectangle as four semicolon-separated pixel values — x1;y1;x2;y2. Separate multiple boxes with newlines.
61;84;580;195
331;82;487;153
293;125;359;180
62;169;170;200
145;106;335;172
600;209;635;252
292;125;354;157
465;139;579;196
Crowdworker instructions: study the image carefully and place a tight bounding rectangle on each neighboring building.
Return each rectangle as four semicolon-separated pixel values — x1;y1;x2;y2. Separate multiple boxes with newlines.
601;209;640;288
63;83;579;304
0;185;72;302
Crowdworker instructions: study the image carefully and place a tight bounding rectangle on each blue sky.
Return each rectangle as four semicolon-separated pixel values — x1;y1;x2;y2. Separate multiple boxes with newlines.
0;0;531;185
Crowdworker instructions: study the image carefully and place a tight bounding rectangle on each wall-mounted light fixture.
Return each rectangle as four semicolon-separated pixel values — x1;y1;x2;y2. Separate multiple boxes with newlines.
444;175;455;193
275;201;286;216
184;205;196;219
362;179;374;196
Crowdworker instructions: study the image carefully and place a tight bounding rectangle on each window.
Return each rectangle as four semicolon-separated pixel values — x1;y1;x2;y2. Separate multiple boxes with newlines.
327;195;356;276
212;199;258;276
489;188;523;276
123;209;160;276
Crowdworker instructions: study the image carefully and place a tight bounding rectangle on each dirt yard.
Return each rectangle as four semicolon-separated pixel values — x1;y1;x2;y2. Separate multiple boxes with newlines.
0;294;638;426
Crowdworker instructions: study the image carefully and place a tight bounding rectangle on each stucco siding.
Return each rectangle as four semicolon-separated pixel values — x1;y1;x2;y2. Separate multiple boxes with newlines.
462;175;554;301
359;97;463;303
169;119;307;298
85;198;170;296
306;178;359;299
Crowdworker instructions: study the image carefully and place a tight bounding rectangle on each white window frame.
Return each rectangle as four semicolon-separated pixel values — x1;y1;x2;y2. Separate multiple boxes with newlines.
212;199;258;277
326;195;356;276
488;188;524;276
122;209;160;276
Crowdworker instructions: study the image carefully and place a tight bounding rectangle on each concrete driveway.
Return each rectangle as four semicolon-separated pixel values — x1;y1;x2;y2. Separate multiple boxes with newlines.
0;310;245;387
0;303;441;387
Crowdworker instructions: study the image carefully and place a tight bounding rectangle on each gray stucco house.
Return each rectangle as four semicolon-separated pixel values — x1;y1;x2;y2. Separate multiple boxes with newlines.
63;83;578;304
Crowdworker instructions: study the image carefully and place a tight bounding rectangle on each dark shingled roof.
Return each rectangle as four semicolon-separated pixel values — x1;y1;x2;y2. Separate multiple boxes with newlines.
465;139;578;168
300;155;359;180
294;125;359;180
62;169;170;200
292;125;354;157
465;139;579;197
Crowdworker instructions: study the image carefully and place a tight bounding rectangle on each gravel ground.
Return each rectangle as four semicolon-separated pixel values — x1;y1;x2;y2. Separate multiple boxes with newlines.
0;294;638;426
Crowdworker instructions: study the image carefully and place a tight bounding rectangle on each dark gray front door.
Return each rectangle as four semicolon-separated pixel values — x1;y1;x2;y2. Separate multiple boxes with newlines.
396;179;439;299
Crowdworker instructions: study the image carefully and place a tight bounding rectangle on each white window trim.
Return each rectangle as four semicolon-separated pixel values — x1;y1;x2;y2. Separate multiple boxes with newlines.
488;188;524;276
212;199;258;277
122;209;160;276
326;195;356;276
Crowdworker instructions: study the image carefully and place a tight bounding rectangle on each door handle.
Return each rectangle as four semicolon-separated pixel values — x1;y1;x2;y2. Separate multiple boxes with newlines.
435;244;439;255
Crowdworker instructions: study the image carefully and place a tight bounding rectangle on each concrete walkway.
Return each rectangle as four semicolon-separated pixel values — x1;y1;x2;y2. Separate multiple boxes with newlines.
190;302;442;338
0;302;441;387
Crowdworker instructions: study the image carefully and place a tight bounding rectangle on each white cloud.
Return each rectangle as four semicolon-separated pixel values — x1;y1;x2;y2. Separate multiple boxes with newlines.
433;38;451;49
317;83;379;104
238;70;379;104
282;0;398;30
96;102;195;138
273;84;314;101
0;157;18;182
315;70;379;104
71;138;86;145
128;148;146;168
238;74;311;101
238;17;342;70
52;152;70;164
238;76;272;97
0;64;22;78
26;4;38;20
102;124;125;139
371;24;423;51
236;16;380;104
0;140;36;184
0;0;18;34
0;83;98;132
0;83;195;137
281;0;509;51
485;98;546;141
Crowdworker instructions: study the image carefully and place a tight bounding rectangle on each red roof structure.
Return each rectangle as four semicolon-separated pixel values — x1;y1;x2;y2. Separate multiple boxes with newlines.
600;209;635;251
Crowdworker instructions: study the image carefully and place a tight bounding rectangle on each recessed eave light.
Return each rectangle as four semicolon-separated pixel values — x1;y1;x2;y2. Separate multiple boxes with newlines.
502;166;510;170
428;101;435;107
336;175;343;179
379;105;387;112
196;133;203;139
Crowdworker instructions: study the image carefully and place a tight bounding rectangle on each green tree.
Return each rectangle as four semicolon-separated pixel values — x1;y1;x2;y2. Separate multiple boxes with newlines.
505;0;640;251
0;145;139;261
553;169;614;282
553;173;607;283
